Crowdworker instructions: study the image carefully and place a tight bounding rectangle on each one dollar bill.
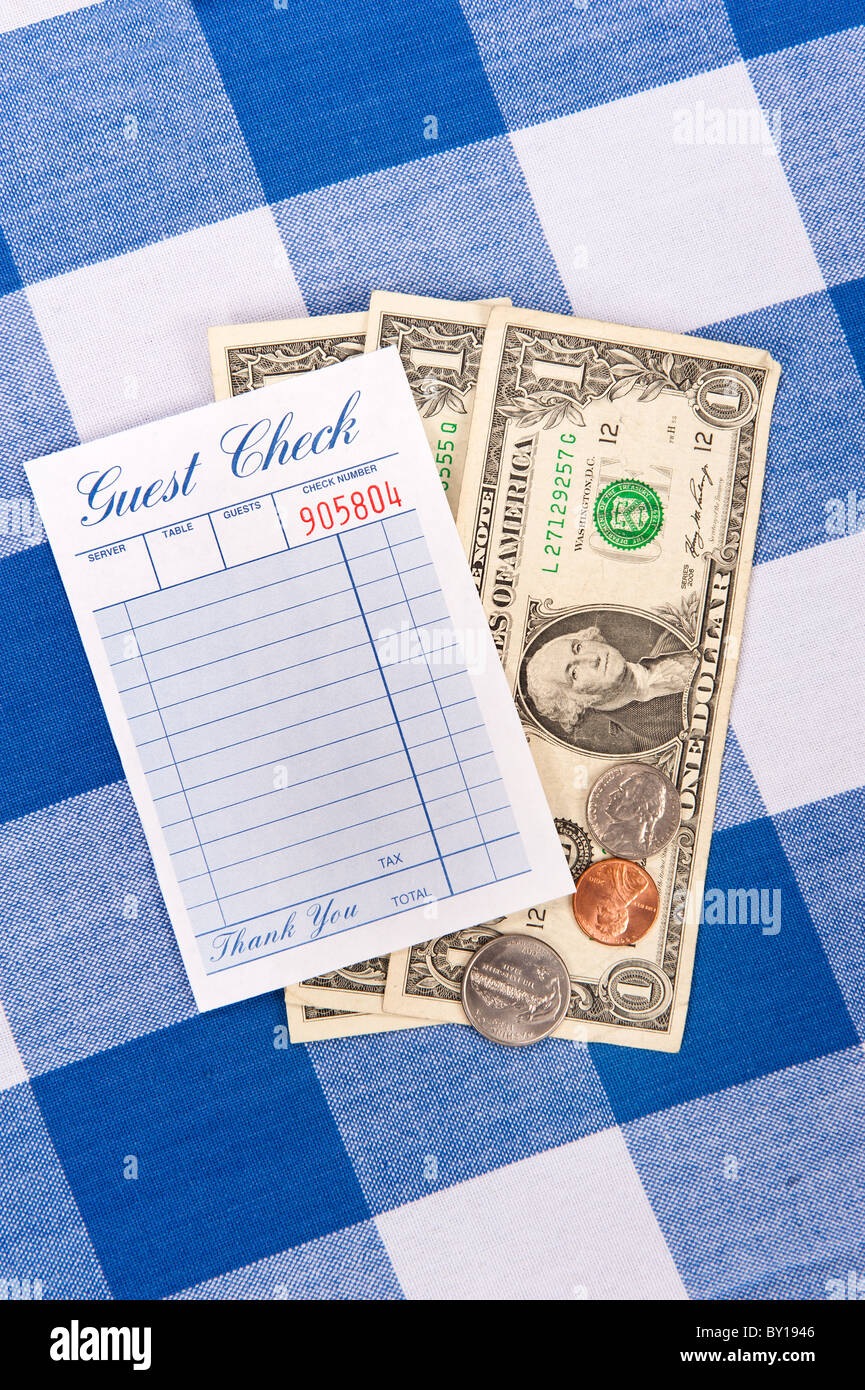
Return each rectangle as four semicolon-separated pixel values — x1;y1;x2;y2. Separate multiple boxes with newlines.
365;292;508;517
297;295;506;1022
208;298;502;1034
383;304;780;1051
208;311;367;401
284;993;425;1042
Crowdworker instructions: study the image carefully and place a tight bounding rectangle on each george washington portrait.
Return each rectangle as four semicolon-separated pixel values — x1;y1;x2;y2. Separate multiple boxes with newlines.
519;607;698;755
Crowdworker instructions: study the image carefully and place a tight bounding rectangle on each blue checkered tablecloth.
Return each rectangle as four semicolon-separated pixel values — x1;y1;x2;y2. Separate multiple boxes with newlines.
0;0;863;1303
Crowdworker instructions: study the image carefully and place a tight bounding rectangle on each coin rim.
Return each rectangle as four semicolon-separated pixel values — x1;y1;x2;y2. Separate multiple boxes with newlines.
586;762;682;859
461;932;571;1047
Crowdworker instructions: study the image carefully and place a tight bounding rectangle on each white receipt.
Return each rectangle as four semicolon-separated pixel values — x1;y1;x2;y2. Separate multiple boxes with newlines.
26;349;572;1010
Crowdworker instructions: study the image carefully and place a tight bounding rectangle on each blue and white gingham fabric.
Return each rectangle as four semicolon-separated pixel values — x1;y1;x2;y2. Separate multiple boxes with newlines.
0;0;863;1302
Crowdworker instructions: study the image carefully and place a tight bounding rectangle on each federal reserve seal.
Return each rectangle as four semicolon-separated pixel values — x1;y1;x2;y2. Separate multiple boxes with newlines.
593;479;663;551
555;816;594;885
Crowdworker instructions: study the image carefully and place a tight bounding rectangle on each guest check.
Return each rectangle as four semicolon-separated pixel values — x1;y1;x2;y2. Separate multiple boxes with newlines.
26;349;572;1010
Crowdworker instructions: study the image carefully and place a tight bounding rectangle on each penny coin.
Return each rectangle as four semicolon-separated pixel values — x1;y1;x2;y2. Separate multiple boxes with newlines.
461;934;570;1046
586;763;681;859
572;859;660;945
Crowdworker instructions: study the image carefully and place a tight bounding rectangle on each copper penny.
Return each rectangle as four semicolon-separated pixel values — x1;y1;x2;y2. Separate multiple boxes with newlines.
572;859;660;945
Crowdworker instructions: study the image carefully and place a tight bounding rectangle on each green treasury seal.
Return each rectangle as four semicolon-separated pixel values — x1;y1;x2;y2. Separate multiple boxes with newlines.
594;478;663;550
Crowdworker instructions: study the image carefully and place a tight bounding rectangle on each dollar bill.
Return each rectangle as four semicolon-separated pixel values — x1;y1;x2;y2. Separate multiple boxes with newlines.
209;299;491;1029
285;956;392;1013
383;304;780;1051
306;295;505;1017
208;311;367;401
285;993;425;1043
364;292;507;516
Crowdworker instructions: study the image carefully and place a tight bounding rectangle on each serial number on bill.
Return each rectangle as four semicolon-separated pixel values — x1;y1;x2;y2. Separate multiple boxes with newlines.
542;432;576;573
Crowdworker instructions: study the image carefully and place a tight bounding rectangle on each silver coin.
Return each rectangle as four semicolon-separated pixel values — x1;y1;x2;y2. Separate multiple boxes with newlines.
461;934;570;1046
586;762;681;860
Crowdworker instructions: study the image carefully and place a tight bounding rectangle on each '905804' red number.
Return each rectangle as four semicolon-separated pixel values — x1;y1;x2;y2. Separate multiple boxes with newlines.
300;481;402;537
